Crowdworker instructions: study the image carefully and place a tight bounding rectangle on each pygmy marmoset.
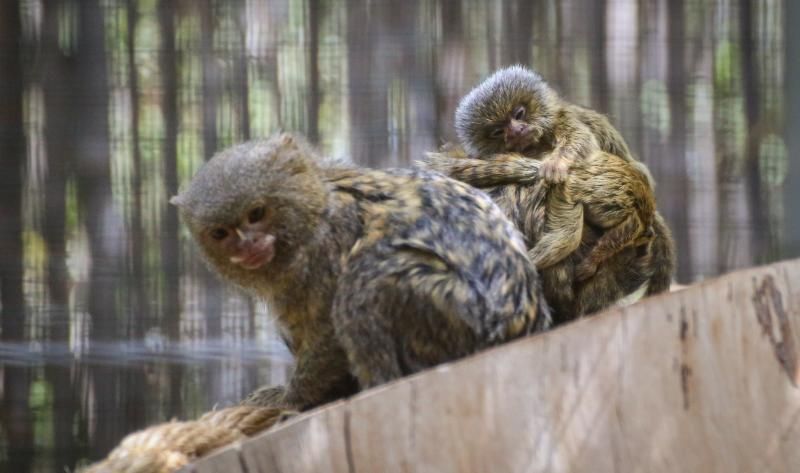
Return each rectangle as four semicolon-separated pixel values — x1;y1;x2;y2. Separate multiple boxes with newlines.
449;65;661;279
455;65;637;183
422;146;674;323
171;133;550;410
421;65;675;322
423;150;656;281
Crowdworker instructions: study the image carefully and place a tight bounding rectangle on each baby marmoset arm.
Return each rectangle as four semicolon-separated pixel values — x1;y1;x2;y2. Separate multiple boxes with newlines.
420;148;655;279
419;144;674;322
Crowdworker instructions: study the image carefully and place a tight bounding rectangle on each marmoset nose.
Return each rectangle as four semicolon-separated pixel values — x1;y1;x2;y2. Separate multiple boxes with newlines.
235;228;264;248
505;119;527;141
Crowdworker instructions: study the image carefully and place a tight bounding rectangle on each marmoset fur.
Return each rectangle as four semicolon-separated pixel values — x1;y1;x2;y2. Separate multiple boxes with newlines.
420;65;675;322
172;133;550;410
455;65;637;183
423;146;675;322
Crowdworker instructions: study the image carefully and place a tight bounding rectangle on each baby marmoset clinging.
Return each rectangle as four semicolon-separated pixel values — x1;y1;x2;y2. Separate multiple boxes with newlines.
455;65;637;183
420;66;675;321
422;149;674;323
172;133;550;411
443;65;661;281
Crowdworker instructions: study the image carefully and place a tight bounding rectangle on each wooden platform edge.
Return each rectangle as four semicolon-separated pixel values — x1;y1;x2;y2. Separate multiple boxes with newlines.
184;258;800;473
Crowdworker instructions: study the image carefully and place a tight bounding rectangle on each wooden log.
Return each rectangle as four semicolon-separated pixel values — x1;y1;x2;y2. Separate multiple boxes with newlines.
184;258;800;473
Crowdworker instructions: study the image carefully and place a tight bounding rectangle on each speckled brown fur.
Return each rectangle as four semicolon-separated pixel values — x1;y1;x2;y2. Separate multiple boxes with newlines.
422;146;675;323
423;150;656;281
454;65;638;183
173;133;549;410
420;65;675;323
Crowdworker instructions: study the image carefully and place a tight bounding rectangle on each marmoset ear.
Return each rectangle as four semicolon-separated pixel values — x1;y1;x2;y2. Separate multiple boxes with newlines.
169;195;184;207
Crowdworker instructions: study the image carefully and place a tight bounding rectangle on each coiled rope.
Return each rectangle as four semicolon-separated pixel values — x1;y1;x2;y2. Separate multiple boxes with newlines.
82;404;292;473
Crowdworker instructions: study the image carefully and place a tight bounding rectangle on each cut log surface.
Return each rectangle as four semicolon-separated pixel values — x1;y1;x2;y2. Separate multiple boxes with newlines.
184;258;800;473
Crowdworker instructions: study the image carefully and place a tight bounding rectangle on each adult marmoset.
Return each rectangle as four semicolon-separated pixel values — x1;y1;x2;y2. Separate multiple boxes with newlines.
171;133;550;410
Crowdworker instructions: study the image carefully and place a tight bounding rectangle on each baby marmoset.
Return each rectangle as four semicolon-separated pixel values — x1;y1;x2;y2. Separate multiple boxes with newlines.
455;65;637;183
423;146;674;323
445;65;660;281
425;150;656;281
421;65;675;321
171;133;550;410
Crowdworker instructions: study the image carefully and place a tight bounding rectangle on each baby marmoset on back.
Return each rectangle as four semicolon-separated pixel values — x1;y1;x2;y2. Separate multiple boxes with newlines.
455;65;637;183
421;66;675;322
434;65;663;281
172;133;550;410
423;146;674;322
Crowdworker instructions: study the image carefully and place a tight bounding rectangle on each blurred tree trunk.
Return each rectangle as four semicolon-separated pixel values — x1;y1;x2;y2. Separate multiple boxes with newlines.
754;2;787;262
200;0;226;409
639;0;693;281
685;3;719;280
306;0;320;144
630;0;645;160
665;0;691;280
160;0;183;418
412;2;438;164
124;4;150;439
533;1;557;80
346;0;389;167
40;1;81;469
74;0;120;342
587;0;609;113
348;0;436;166
785;0;800;258
0;2;34;472
501;0;534;66
127;0;146;340
554;0;573;94
108;0;147;451
387;0;436;164
256;0;285;131
739;0;766;263
201;0;224;339
159;0;180;342
42;0;71;340
72;0;125;459
1;367;33;473
606;0;641;157
236;0;250;141
0;0;26;341
715;0;754;273
41;0;120;462
434;0;466;143
486;3;497;72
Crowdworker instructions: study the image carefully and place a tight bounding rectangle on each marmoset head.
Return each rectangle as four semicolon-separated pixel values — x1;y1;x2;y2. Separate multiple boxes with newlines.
171;133;327;285
455;65;560;157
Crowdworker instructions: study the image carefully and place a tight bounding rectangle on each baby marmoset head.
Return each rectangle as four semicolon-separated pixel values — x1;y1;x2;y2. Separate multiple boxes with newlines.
455;65;561;157
170;133;327;285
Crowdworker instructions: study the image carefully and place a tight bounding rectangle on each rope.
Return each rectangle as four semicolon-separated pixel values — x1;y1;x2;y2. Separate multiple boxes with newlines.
82;404;293;473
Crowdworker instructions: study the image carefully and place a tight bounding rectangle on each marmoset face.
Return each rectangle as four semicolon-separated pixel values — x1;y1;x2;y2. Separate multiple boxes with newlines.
455;65;559;157
171;134;326;284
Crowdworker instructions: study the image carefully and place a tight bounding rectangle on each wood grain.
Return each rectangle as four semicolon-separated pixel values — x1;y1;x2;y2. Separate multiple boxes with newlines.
187;258;800;473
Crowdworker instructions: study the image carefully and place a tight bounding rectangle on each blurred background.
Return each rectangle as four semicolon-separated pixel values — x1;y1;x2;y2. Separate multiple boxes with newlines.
0;0;796;471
